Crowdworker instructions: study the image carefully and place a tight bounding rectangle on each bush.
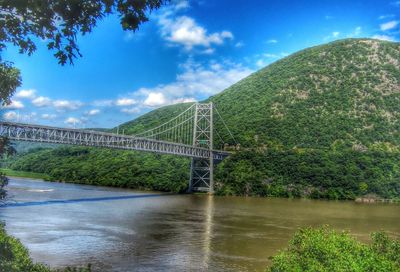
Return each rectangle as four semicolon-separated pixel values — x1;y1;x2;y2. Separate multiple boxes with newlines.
268;227;400;272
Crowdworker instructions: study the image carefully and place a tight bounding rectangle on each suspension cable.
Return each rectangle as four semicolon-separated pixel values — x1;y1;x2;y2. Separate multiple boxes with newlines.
214;105;238;145
134;103;196;137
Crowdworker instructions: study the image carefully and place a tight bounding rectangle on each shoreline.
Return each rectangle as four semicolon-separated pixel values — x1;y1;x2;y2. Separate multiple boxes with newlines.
3;168;399;204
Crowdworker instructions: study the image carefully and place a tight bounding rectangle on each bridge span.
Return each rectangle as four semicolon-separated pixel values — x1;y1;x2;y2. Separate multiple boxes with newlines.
0;103;235;193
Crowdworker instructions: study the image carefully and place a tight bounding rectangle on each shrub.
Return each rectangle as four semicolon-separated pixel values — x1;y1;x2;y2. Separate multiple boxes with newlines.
268;227;400;272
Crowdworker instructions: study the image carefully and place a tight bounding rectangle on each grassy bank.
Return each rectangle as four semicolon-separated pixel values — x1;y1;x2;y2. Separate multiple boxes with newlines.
0;168;50;180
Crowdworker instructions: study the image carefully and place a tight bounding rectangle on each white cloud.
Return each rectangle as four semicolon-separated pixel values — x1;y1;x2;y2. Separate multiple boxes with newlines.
175;0;189;10
3;111;37;122
353;26;362;35
92;99;114;107
380;20;399;31
3;111;18;121
115;98;137;106
87;109;100;116
172;97;196;104
4;100;24;109
15;89;36;99
123;32;135;41
53;100;83;111
378;14;395;20
266;39;278;44
121;107;141;114
131;60;253;107
372;34;397;41
64;117;81;125
265;53;280;58
157;6;233;52
32;96;52;107
332;31;340;37
346;26;362;38
235;41;244;48
256;52;289;67
41;113;57;120
144;92;167;107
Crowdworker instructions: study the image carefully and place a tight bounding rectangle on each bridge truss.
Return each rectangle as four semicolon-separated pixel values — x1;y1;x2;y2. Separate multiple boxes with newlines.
0;102;236;193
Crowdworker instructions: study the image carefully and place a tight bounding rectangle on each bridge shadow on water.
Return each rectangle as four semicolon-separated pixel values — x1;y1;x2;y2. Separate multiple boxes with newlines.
1;193;174;208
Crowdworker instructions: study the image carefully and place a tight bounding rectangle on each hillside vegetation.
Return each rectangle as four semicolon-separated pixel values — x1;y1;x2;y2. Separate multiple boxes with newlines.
6;38;400;199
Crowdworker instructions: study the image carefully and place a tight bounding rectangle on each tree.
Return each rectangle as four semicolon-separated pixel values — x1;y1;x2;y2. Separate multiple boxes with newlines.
0;0;167;105
0;137;15;202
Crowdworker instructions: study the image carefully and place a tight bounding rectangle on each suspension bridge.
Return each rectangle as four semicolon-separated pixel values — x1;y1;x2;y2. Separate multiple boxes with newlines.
0;103;236;193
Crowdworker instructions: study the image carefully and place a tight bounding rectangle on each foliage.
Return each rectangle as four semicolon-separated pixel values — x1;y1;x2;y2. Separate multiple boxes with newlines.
0;0;167;104
0;171;7;201
0;137;16;156
0;61;21;105
267;227;400;272
7;146;190;193
215;149;400;200
0;224;91;272
0;137;15;202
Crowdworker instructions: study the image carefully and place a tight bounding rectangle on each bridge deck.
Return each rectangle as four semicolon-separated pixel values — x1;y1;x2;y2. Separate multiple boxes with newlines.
0;122;228;160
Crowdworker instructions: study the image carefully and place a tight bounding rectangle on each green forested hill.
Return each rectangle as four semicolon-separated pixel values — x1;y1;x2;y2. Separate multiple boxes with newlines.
7;38;400;199
115;38;400;150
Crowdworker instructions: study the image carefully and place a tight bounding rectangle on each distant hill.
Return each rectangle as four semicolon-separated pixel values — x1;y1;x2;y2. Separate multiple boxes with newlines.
116;39;400;151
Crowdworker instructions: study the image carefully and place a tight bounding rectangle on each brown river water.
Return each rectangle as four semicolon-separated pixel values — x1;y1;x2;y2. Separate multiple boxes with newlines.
1;177;399;271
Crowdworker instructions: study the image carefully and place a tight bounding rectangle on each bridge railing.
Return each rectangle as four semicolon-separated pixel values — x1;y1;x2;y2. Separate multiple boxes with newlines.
0;122;228;160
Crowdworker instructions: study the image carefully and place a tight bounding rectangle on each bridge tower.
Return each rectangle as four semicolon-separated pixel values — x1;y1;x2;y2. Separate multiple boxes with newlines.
189;103;214;193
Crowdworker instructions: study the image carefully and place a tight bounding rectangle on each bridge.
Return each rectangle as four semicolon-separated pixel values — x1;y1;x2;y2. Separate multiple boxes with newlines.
0;103;236;193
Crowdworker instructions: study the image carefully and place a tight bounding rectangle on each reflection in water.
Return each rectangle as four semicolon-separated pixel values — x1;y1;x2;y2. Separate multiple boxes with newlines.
1;177;400;272
202;195;214;269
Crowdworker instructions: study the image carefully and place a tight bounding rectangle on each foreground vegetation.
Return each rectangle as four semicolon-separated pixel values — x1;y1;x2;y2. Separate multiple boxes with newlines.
268;227;400;272
0;224;90;272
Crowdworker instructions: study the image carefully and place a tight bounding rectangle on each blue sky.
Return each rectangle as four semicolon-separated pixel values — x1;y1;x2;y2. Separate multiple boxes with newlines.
1;0;399;128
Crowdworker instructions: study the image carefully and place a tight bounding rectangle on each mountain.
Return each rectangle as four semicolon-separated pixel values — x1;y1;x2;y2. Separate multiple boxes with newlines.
7;38;400;199
117;38;400;150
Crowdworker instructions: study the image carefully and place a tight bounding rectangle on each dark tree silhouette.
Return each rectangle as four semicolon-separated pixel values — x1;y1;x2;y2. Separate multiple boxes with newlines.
0;137;15;202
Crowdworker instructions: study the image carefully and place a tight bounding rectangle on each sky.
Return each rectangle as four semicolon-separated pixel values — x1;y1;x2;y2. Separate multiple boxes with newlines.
1;0;399;128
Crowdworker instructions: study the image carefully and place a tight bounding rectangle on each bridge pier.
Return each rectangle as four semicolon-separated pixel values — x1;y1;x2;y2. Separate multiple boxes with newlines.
189;103;214;193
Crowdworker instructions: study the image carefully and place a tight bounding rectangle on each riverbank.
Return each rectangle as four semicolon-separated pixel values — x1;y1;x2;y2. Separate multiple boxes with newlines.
2;167;400;203
0;168;50;180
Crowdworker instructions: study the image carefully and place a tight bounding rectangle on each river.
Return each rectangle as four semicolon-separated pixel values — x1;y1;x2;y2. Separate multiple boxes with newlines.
1;177;399;271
